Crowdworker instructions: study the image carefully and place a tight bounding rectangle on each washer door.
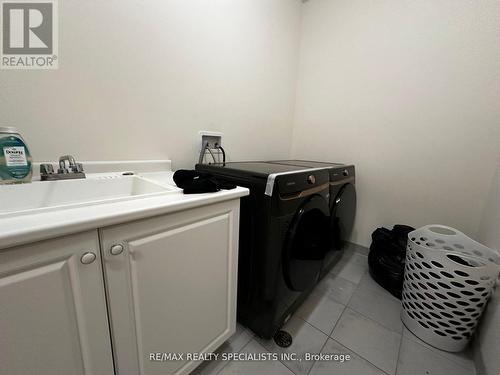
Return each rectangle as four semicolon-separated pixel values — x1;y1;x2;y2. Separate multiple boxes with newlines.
283;195;330;291
331;183;357;250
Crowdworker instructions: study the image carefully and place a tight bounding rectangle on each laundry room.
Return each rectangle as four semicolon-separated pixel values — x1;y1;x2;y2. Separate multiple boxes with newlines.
0;1;499;375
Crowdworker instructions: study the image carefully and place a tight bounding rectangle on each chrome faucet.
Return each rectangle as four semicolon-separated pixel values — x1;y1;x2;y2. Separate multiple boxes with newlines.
57;155;77;173
40;155;85;181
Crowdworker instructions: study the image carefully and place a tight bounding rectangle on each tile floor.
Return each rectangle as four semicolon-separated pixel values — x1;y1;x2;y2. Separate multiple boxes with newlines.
194;243;476;375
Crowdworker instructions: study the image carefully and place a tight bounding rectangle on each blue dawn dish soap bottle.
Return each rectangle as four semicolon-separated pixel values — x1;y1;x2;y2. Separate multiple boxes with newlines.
0;127;32;184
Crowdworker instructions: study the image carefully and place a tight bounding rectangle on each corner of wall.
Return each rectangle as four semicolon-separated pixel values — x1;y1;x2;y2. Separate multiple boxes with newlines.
288;0;308;159
474;154;500;375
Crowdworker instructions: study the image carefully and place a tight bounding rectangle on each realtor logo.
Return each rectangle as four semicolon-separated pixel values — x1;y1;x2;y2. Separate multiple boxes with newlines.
1;0;58;69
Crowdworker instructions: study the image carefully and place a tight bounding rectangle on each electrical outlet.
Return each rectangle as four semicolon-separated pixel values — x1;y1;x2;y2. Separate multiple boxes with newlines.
198;131;224;164
199;131;223;149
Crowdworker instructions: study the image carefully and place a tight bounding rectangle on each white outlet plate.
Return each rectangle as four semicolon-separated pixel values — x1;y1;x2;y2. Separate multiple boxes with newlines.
199;131;223;149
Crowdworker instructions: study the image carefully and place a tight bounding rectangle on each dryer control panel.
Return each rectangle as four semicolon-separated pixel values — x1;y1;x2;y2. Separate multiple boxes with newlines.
329;165;355;184
276;169;330;199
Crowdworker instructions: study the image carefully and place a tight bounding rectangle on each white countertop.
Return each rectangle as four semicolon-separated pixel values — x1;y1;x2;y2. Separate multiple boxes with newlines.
0;171;248;250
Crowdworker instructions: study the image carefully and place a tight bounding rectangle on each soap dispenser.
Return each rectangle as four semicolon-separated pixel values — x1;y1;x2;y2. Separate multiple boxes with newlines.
0;127;33;184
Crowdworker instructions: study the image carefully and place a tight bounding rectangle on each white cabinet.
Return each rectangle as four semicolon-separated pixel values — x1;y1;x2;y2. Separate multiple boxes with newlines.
100;200;240;375
0;199;241;375
0;231;114;375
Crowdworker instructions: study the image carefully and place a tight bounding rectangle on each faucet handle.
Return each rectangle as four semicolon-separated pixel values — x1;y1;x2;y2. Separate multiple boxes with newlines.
40;164;54;175
71;163;84;173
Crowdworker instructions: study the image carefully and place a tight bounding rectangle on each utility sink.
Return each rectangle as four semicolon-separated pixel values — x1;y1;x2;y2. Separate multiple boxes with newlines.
0;175;178;217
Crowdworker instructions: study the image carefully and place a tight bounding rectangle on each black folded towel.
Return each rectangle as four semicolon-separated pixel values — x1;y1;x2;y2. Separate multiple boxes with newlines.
173;169;236;194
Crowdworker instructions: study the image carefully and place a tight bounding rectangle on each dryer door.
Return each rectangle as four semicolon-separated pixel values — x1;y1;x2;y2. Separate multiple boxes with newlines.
331;183;357;250
283;195;330;291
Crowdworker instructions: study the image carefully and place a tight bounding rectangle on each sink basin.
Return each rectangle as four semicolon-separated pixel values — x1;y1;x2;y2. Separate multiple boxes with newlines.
0;175;178;217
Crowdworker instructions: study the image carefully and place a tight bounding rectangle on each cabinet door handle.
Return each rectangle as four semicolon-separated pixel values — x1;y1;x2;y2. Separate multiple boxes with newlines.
110;244;124;255
81;252;97;264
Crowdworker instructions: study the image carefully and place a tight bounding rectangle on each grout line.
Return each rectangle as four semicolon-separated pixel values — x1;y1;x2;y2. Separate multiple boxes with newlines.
329;306;348;339
278;359;300;375
329;307;403;340
346;303;403;335
300;316;330;335
214;338;259;375
275;317;330;375
329;334;394;375
238;329;255;350
213;249;370;375
329;307;401;375
213;330;255;375
328;268;366;306
297;317;334;338
394;329;404;375
303;304;349;375
289;317;332;375
329;338;392;375
296;296;346;337
343;271;405;335
329;303;347;337
306;332;331;375
278;357;303;375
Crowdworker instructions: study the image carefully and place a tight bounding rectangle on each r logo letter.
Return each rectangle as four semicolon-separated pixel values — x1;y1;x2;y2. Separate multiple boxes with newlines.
3;2;53;54
28;9;49;48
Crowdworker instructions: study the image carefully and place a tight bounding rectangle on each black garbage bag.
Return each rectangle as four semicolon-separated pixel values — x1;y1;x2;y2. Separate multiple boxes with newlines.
368;225;415;299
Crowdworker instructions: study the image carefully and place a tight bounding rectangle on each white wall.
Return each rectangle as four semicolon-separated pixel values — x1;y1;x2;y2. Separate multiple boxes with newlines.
0;0;302;169
2;0;499;248
478;158;500;250
291;0;500;246
475;157;500;375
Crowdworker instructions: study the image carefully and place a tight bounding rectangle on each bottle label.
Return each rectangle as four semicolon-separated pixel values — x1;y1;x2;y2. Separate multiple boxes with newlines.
3;146;28;166
0;135;32;181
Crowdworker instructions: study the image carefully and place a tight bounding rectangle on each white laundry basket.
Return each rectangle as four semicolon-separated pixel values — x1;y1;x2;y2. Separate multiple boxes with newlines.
401;225;500;352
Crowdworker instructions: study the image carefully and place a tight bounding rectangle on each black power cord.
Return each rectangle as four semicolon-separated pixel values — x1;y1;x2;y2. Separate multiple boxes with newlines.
199;142;227;165
216;145;226;164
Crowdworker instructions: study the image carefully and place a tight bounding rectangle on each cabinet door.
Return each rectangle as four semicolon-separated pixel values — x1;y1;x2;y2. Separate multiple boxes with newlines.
100;200;240;375
0;231;114;375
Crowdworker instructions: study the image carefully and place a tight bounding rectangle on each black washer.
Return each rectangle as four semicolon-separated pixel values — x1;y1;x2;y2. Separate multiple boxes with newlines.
196;161;330;339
